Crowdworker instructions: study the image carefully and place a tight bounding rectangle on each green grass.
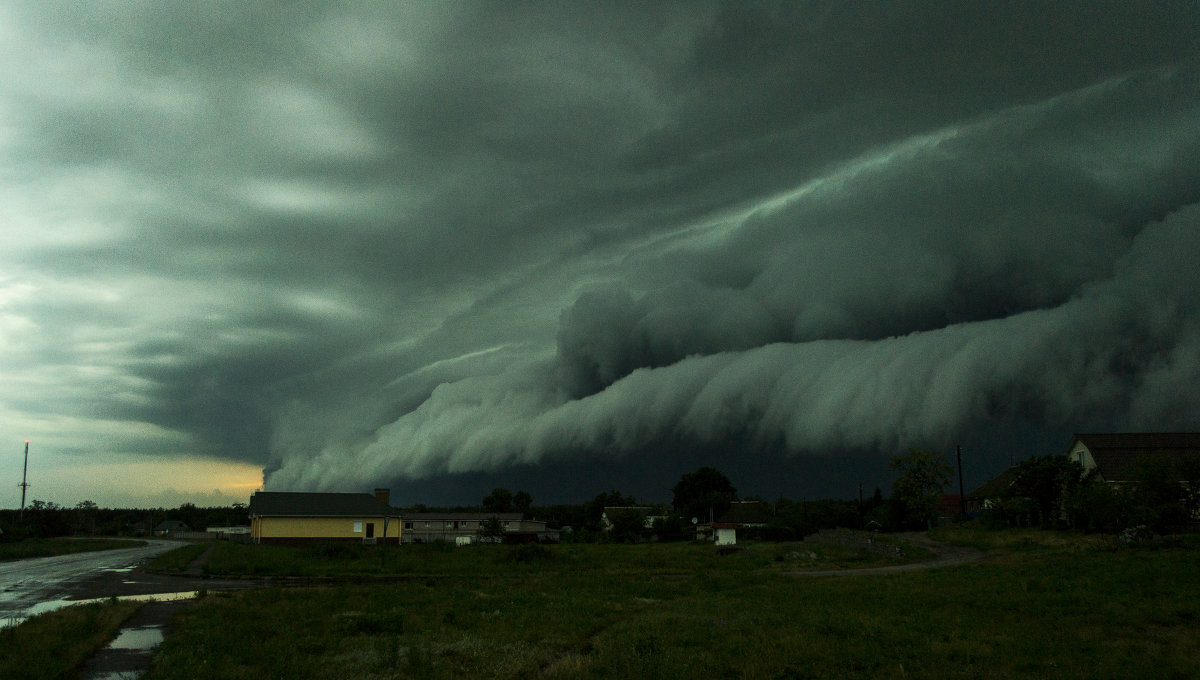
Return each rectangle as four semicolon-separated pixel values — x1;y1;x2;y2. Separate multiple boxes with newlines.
146;542;211;572
184;535;932;579
0;537;147;561
143;530;1200;679
0;600;144;680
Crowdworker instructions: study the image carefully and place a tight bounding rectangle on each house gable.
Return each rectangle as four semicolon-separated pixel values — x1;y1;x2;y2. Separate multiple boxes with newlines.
1070;433;1200;483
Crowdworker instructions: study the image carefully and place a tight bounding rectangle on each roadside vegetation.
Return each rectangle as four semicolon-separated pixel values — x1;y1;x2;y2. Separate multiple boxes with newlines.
143;527;1199;680
0;537;146;561
0;599;143;680
146;542;210;572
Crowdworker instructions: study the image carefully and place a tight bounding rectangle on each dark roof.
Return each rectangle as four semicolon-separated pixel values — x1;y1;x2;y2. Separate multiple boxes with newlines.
1073;433;1200;482
969;467;1019;499
403;513;523;522
249;491;396;517
715;501;771;525
154;520;190;531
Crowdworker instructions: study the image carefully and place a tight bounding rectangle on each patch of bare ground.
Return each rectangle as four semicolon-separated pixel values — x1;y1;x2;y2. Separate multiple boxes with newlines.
782;531;984;577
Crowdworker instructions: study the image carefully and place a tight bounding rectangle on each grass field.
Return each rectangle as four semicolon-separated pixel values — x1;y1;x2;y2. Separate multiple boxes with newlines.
0;599;144;680
167;533;931;579
0;537;147;561
140;529;1200;680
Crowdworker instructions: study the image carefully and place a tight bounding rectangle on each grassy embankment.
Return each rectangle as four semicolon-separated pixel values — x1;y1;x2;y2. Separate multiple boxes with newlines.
139;528;1199;680
0;537;147;561
0;600;144;680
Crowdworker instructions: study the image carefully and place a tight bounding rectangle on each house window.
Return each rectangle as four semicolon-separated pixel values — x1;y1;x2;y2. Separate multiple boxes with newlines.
365;523;375;538
404;522;413;530
445;521;454;529
353;521;363;533
424;522;431;528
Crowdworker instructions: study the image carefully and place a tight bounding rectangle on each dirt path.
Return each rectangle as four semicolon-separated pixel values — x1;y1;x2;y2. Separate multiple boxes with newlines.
783;532;984;577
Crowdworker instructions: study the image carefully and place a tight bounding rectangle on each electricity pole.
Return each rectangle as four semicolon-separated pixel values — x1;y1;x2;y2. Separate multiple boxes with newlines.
19;440;30;519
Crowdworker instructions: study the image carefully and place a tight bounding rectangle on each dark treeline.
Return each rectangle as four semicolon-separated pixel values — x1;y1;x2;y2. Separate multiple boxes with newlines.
0;501;248;541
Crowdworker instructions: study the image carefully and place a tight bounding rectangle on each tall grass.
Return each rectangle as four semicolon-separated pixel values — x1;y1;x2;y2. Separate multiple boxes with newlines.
145;531;1200;679
0;600;144;680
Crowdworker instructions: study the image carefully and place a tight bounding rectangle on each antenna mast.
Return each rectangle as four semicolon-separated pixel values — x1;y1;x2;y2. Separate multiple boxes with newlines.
19;440;30;519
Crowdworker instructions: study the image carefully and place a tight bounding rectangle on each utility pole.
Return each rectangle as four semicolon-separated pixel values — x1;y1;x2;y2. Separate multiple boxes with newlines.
19;440;30;519
956;444;966;517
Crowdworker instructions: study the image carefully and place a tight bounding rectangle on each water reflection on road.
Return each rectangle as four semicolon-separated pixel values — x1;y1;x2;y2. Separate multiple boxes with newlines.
0;540;188;623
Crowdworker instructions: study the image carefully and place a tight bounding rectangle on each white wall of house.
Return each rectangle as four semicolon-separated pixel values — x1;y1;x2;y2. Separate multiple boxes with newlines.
715;528;737;546
1068;440;1099;477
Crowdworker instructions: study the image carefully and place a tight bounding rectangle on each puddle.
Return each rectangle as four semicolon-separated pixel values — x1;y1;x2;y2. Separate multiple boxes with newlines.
107;625;165;650
0;591;198;628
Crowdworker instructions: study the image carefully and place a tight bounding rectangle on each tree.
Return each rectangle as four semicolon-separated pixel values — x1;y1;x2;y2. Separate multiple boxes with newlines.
481;488;513;513
1011;455;1084;527
889;449;952;529
608;508;648;543
584;490;638;530
75;500;99;536
672;467;736;523
1128;456;1189;532
476;516;504;542
512;490;533;515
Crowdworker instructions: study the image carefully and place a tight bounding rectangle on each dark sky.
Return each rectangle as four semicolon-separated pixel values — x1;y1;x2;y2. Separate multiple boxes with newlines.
3;2;1199;507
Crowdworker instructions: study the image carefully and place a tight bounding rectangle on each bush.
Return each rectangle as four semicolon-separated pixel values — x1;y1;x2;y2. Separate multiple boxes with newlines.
500;543;555;564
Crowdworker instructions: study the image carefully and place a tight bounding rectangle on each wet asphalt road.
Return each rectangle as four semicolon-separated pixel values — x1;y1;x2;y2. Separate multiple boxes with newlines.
0;540;218;621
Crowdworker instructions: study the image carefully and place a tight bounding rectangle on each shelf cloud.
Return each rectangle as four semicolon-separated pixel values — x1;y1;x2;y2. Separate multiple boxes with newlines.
2;2;1198;505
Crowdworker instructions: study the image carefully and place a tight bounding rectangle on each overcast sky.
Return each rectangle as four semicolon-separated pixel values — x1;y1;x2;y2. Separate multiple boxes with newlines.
3;2;1198;509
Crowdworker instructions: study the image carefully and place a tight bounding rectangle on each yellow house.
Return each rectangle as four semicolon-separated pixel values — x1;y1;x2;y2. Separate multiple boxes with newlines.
248;489;401;544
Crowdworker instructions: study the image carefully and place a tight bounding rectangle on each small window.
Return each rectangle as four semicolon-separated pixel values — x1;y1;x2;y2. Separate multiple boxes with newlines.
404;522;413;530
424;522;431;528
353;521;363;533
365;523;375;538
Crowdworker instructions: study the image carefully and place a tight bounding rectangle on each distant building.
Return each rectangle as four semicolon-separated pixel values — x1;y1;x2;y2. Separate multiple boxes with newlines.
702;501;772;544
401;513;558;544
154;520;191;536
600;507;666;531
248;489;400;545
1067;433;1200;483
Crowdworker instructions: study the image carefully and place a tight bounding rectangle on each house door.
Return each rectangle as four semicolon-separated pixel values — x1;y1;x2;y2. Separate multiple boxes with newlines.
365;523;375;538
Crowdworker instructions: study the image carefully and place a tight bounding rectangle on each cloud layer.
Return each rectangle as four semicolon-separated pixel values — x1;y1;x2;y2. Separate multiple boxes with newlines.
2;2;1198;504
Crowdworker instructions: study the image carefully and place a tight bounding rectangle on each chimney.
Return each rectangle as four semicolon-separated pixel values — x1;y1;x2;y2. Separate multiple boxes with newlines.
374;488;390;506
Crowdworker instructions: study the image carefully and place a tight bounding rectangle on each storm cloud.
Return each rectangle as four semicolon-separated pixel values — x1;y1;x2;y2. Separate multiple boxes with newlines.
2;2;1198;505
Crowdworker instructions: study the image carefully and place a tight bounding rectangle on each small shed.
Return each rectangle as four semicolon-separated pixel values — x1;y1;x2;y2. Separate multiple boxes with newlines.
713;524;737;546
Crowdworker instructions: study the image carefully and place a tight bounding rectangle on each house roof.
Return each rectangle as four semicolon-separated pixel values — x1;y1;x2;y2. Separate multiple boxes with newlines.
403;513;523;522
1072;433;1200;482
248;491;396;518
969;467;1019;499
154;520;190;531
715;501;771;525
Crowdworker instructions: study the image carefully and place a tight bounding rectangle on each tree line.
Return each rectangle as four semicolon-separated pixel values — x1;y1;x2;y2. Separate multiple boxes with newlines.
0;501;249;541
